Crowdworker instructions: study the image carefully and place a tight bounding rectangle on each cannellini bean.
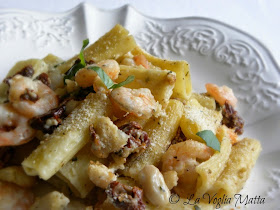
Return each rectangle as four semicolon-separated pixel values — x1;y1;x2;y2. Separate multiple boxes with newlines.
138;165;170;206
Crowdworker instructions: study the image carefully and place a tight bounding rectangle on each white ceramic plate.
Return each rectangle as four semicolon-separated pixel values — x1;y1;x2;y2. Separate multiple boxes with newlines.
0;3;279;209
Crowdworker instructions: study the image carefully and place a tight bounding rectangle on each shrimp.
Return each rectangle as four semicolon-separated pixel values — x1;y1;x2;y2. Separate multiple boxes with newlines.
97;59;120;80
75;59;120;88
109;87;160;118
0;181;34;210
161;140;214;197
0;104;35;146
205;83;237;107
8;75;58;118
133;55;149;69
75;68;97;88
163;170;178;190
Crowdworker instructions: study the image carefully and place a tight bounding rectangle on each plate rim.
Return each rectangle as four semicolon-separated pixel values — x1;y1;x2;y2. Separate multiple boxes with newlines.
0;2;279;72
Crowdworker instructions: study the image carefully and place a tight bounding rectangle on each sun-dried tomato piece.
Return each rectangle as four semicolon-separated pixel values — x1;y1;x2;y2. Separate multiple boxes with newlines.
17;65;34;78
3;66;35;87
89;124;102;151
36;73;51;87
106;181;145;210
117;122;150;158
29;105;66;134
222;102;244;135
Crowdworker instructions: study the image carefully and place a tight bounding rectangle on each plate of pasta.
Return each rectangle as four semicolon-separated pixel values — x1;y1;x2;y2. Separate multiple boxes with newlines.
0;3;279;210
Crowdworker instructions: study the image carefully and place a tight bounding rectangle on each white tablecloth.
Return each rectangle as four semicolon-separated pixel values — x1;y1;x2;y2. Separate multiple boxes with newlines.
0;0;279;66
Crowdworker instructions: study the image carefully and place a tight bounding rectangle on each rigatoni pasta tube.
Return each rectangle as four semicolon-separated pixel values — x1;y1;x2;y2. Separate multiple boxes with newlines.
57;24;137;74
22;93;112;180
131;46;192;100
195;126;232;198
180;98;222;142
208;138;261;197
56;144;107;198
122;99;184;179
116;65;176;107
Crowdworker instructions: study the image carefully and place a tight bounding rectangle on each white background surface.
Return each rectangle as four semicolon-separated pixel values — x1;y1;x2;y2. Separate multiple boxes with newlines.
0;0;279;67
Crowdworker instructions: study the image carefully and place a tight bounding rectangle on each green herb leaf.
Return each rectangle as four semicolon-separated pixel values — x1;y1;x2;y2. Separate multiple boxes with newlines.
64;62;84;82
87;66;114;87
110;75;135;89
79;39;89;66
196;130;220;152
87;66;134;89
194;205;201;210
64;39;134;89
64;39;89;83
